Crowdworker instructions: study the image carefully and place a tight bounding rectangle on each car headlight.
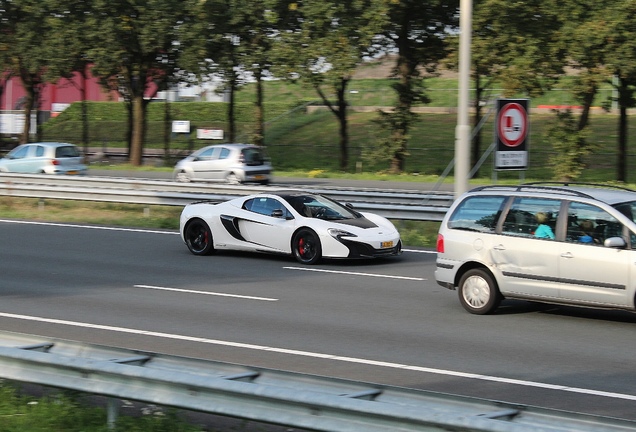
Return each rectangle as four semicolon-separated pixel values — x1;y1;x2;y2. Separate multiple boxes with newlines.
328;228;357;239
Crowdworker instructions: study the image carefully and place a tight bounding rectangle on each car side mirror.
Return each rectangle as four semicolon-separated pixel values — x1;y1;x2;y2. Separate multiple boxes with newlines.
270;209;284;218
604;236;626;248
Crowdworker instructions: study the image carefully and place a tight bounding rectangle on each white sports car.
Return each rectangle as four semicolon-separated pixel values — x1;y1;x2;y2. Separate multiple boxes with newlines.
179;191;402;264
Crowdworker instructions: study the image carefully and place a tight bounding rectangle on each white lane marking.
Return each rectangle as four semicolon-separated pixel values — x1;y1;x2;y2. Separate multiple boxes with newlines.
0;219;179;235
134;285;278;302
283;267;426;281
0;311;633;402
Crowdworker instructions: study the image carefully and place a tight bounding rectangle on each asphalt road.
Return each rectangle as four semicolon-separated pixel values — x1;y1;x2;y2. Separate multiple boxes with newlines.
2;219;636;423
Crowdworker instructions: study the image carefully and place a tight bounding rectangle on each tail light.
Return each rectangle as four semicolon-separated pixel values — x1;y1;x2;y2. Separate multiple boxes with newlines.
51;159;60;166
436;234;444;253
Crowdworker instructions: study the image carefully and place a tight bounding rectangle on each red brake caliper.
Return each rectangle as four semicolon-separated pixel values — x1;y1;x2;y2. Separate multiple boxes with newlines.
298;238;305;256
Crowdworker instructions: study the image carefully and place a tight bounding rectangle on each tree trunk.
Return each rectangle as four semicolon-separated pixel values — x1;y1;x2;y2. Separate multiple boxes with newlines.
80;70;89;159
164;98;171;164
255;71;264;146
617;78;629;183
334;78;349;171
472;75;482;177
20;85;34;144
130;95;144;166
228;77;237;143
618;104;627;183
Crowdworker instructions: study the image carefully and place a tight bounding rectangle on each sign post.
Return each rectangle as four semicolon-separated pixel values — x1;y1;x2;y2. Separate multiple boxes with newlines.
494;99;529;171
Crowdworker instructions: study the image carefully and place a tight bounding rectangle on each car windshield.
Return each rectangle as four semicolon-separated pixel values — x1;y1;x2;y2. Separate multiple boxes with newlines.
283;194;359;220
613;201;636;223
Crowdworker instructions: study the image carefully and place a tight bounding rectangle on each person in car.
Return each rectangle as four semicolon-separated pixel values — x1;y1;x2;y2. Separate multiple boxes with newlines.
578;219;599;243
534;212;555;239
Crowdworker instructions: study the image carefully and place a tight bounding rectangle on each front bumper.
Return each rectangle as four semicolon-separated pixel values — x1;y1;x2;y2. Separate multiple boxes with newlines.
340;238;402;258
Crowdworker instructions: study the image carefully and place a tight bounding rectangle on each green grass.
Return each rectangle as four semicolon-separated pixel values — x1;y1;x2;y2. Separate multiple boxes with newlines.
0;382;202;431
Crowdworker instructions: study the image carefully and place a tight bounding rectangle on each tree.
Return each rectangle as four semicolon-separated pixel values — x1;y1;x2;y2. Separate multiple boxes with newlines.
379;0;459;174
4;1;55;143
231;0;284;146
602;0;636;182
548;0;608;181
281;0;389;170
180;0;244;143
46;0;95;158
87;0;186;165
0;1;14;122
445;0;564;177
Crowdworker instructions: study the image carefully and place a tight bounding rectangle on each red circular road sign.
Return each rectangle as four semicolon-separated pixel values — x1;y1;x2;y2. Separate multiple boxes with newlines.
497;103;527;147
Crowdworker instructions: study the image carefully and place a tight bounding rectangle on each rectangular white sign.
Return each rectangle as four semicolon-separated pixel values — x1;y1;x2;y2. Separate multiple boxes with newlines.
197;128;224;140
495;150;527;169
172;120;190;134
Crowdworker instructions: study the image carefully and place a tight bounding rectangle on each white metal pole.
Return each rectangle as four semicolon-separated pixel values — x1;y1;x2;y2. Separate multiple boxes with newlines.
454;0;472;198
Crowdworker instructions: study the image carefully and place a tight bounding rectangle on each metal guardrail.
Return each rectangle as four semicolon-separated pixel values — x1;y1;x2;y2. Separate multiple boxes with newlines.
0;330;635;432
0;173;454;221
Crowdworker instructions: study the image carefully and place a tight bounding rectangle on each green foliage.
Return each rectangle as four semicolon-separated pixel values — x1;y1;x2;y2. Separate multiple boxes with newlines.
0;382;204;432
545;110;597;181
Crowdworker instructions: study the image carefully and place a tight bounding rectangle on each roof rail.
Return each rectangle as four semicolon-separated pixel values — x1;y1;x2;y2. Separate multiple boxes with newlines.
523;181;636;193
471;182;636;200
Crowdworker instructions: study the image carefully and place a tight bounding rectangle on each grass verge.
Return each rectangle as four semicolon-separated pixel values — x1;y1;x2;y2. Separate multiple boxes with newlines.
0;381;202;432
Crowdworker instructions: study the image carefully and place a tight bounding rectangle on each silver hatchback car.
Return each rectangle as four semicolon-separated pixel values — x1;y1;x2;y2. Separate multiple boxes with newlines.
0;142;87;175
436;183;636;315
173;143;271;185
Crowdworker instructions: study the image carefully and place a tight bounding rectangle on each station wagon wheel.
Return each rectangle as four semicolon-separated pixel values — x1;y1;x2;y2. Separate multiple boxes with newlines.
292;228;322;265
184;219;215;256
225;172;240;185
458;268;501;315
175;170;192;183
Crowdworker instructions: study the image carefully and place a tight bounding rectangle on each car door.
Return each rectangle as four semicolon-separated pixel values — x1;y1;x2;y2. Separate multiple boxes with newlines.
188;147;218;180
5;145;33;172
208;146;232;181
490;197;562;301
558;202;632;307
239;197;295;253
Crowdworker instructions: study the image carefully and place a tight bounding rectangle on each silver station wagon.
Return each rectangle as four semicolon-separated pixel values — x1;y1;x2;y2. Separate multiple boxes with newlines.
436;183;636;314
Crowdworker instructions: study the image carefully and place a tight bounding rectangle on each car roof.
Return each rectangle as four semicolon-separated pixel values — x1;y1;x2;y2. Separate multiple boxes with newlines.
202;143;259;150
27;142;77;148
469;183;636;206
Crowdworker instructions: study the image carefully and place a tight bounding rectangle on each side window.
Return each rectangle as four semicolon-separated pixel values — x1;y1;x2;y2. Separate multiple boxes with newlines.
10;146;29;159
35;146;45;157
244;198;287;217
197;148;216;160
447;196;507;233
502;197;560;239
566;202;622;246
242;198;255;211
219;148;231;160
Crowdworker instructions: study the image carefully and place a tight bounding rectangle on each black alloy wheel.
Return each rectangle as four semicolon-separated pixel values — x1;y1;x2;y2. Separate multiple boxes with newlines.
292;228;322;264
184;219;215;256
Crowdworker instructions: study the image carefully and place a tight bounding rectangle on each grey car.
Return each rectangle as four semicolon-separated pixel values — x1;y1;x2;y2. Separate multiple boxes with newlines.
0;142;87;175
436;183;636;315
173;143;271;185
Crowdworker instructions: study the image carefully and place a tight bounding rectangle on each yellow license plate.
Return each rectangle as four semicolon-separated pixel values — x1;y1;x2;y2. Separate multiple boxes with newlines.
381;241;393;248
254;175;265;180
67;171;79;175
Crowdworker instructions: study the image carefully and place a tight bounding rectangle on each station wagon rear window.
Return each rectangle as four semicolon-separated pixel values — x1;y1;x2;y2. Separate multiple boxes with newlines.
448;196;507;233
